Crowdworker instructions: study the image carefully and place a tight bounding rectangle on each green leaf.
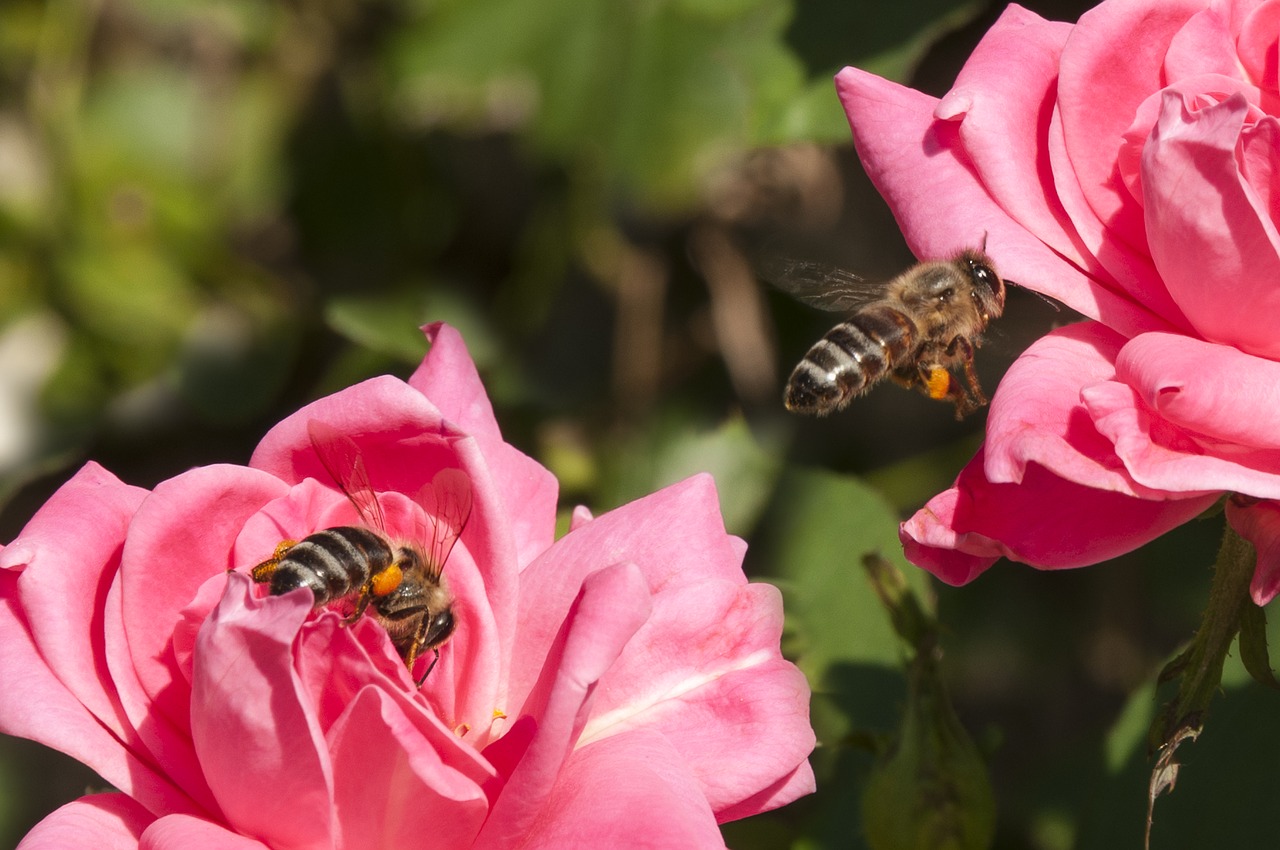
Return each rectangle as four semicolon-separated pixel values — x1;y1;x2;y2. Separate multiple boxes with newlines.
1236;601;1279;690
387;0;808;211
599;413;784;538
325;284;499;369
766;467;928;676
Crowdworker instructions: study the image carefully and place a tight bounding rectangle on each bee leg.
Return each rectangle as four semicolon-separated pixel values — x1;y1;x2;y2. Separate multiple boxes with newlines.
945;335;988;415
343;588;375;625
415;650;440;686
343;562;404;625
915;361;979;420
399;620;440;686
250;540;297;583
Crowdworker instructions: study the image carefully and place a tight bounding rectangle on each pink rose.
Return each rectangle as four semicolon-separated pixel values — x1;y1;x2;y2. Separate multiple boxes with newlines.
837;0;1280;600
1;324;814;848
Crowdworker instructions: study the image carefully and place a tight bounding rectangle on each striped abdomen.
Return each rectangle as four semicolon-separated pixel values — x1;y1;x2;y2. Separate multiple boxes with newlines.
784;304;917;415
263;525;394;605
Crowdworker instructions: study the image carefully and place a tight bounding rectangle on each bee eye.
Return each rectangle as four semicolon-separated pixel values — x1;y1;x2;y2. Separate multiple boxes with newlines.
938;288;954;302
426;610;456;646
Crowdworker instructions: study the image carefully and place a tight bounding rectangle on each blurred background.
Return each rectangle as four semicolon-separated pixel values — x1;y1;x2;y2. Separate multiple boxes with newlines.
0;0;1273;847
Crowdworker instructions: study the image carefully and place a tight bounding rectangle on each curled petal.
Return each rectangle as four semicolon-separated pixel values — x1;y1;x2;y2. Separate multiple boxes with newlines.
1055;0;1203;252
411;322;502;440
714;762;819;825
1113;332;1280;449
1143;91;1280;358
191;575;333;850
1;464;146;742
1081;336;1280;499
329;689;488;850
414;323;560;571
983;322;1169;497
901;446;1219;582
1226;498;1280;605
900;489;1003;586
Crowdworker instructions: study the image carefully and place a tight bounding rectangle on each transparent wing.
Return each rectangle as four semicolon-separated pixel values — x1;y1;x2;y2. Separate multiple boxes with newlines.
416;468;472;579
307;419;388;533
760;256;887;313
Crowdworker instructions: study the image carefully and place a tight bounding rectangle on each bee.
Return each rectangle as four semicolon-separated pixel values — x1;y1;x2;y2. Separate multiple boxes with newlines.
251;420;471;684
773;248;1006;419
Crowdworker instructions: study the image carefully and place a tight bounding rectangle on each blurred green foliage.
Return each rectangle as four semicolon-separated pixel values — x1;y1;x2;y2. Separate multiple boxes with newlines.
1;0;1272;848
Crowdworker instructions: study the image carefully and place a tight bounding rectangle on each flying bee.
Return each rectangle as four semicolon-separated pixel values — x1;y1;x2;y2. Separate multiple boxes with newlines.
251;420;471;684
773;247;1006;419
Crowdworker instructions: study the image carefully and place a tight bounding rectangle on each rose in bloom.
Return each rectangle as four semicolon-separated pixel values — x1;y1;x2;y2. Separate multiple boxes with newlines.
0;324;814;848
836;0;1280;600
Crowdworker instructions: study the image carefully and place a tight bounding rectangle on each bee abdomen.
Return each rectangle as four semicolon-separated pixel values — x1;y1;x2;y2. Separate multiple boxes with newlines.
785;306;916;415
269;526;391;604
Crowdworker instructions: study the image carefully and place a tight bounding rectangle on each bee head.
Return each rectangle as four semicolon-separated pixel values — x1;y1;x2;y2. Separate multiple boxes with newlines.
959;250;1005;319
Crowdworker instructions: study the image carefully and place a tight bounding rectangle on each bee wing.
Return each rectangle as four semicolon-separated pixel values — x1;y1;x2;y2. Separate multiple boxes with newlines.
760;257;884;313
416;468;472;579
307;419;388;533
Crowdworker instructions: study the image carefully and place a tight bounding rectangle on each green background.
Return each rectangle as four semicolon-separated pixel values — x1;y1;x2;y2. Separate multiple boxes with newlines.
0;0;1271;848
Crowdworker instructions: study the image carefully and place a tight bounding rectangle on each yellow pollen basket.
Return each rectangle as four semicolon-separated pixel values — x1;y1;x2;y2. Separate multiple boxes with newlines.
370;563;404;596
925;366;952;400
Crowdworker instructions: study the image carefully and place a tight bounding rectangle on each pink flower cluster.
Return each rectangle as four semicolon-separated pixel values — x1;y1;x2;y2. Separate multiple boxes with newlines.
0;324;814;848
838;0;1280;600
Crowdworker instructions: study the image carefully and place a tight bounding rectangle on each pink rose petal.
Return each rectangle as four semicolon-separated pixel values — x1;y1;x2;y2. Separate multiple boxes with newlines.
412;323;561;571
579;580;815;815
410;322;502;439
983;322;1172;498
1239;112;1280;218
1143;91;1280;358
504;475;745;711
1226;497;1280;605
16;794;152;850
519;730;726;850
328;689;488;849
935;6;1081;268
901;445;1218;582
117;465;286;723
191;576;334;850
1056;0;1203;252
477;562;652;848
1084;381;1280;500
1112;332;1280;449
138;815;272;850
1;464;145;743
1238;1;1280;90
835;66;1175;338
1163;7;1242;81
